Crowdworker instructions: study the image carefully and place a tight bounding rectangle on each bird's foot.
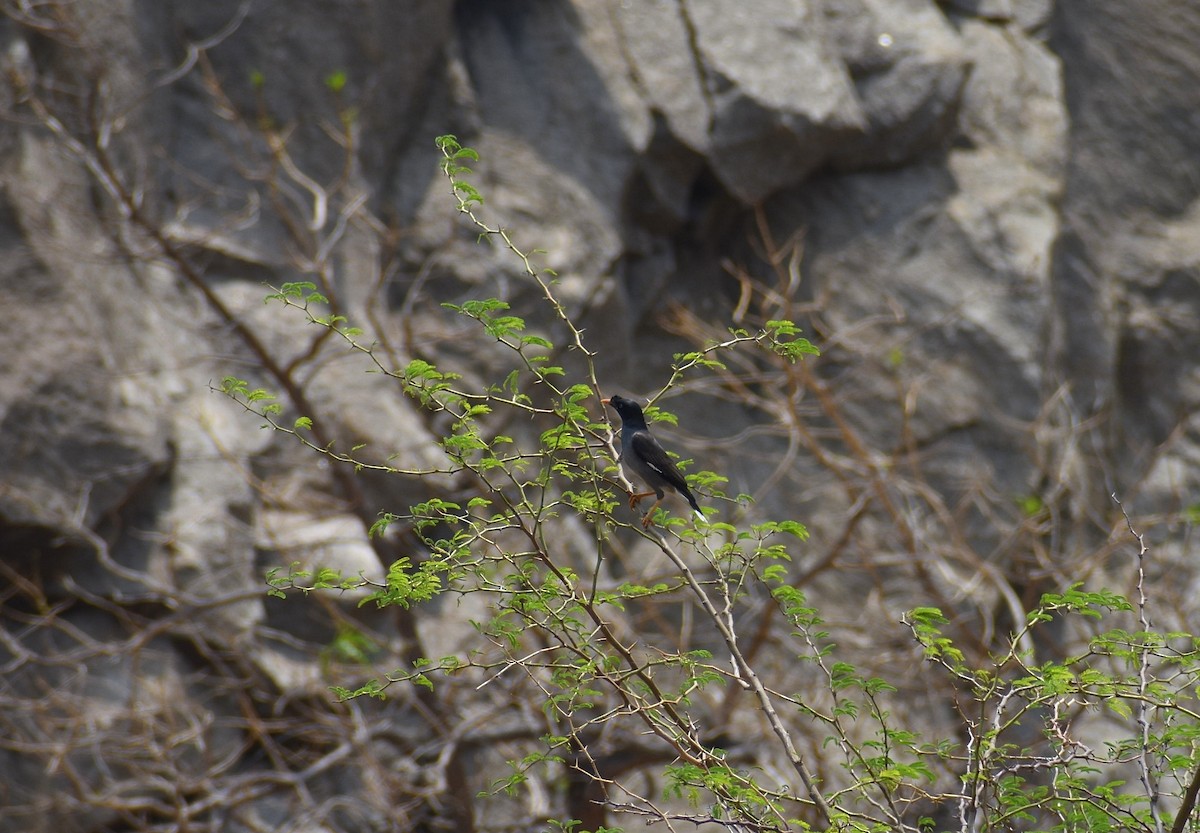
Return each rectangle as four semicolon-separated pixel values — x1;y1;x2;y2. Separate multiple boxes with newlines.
628;490;655;510
639;499;663;529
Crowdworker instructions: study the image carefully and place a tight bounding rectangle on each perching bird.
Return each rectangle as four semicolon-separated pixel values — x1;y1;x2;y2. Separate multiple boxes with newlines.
602;395;704;527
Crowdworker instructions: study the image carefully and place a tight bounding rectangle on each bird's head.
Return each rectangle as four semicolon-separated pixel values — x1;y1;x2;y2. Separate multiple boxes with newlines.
601;394;647;425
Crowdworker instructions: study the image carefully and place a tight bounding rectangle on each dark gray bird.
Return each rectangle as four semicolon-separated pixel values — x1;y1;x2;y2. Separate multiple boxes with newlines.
602;395;704;527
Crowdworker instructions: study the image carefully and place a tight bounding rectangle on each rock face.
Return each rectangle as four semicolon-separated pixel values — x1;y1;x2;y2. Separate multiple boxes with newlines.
1;1;1198;831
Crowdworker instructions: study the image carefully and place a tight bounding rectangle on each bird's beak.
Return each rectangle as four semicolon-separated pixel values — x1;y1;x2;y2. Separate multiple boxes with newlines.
600;397;611;406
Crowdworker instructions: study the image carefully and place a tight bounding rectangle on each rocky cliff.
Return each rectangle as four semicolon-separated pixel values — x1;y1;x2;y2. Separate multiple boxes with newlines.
1;1;1198;831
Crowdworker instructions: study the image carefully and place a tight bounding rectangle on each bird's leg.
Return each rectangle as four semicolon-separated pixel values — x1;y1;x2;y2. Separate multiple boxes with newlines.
640;498;663;528
628;490;655;510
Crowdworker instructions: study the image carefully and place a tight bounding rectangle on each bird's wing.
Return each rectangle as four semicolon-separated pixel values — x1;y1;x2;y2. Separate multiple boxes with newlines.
631;430;690;492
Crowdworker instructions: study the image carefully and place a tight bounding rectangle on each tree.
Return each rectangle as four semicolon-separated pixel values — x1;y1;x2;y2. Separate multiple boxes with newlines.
4;4;1200;832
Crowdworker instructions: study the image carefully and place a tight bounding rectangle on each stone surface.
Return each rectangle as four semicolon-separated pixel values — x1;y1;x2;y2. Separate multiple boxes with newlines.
828;0;971;170
2;0;1200;829
692;0;864;201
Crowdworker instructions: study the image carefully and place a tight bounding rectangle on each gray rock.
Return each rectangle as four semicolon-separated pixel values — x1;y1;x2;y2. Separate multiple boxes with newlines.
2;0;1200;828
828;0;971;170
690;0;863;202
941;0;1015;21
455;1;646;217
614;0;712;154
1051;0;1200;480
0;136;172;541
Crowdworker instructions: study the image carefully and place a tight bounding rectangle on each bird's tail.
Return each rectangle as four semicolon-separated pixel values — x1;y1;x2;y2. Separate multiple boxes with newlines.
683;488;704;522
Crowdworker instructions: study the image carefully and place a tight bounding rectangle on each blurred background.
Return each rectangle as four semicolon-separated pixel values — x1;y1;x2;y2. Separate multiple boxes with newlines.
1;1;1198;831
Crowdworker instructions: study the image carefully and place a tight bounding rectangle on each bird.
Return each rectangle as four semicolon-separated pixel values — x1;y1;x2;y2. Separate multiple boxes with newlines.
602;394;704;528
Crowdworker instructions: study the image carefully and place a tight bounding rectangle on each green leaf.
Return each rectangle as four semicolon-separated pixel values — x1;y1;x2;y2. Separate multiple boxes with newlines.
325;70;348;93
1017;494;1045;516
220;376;248;396
452;181;483;206
764;320;821;362
644;406;678;426
361;557;446;610
369;513;398;538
